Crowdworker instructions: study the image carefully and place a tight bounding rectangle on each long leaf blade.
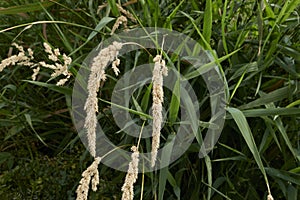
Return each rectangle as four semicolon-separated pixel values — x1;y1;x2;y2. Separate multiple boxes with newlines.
227;107;270;190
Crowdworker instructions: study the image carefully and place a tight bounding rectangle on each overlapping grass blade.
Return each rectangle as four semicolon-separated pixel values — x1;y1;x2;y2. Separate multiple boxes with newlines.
0;1;56;15
227;107;271;193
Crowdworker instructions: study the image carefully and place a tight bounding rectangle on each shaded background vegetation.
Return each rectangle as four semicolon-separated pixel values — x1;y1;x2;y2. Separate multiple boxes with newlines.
0;0;299;199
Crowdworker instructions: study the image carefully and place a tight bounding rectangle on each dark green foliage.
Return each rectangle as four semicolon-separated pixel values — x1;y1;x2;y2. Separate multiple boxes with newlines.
0;0;299;199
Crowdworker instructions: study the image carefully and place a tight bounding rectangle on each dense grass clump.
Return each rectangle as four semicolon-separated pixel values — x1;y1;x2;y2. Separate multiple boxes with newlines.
0;0;299;199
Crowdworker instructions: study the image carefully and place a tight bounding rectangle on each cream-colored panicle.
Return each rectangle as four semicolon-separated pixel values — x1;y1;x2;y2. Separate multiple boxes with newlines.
151;55;168;167
121;146;139;200
84;42;123;157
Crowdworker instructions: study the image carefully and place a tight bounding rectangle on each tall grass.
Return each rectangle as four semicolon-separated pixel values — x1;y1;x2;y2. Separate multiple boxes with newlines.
0;0;299;199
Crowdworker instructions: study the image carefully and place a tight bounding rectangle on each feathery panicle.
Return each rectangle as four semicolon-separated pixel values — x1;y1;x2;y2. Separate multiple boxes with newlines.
32;66;40;81
111;15;128;35
84;42;123;157
0;43;33;72
151;55;168;167
42;43;72;85
0;42;72;85
121;146;139;200
116;4;137;22
76;157;102;200
112;58;121;76
12;43;24;52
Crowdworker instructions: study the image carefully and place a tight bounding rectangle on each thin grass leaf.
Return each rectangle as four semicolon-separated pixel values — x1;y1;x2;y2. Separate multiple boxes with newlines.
0;20;96;34
24;80;72;96
107;0;119;16
168;75;180;125
221;0;228;55
262;117;282;152
287;184;298;200
229;62;258;81
278;0;300;23
184;49;240;80
205;155;212;200
88;17;114;40
141;84;152;113
239;86;294;109
237;108;300;118
164;0;185;29
201;181;232;200
227;107;270;191
274;118;299;161
158;133;176;200
289;167;300;173
70;16;114;55
5;125;25;141
41;5;73;52
166;171;180;199
100;98;152;120
229;69;247;102
180;11;211;50
265;167;300;185
0;1;56;15
218;142;246;157
212;156;247;162
286;99;300;108
132;96;146;120
24;114;48;147
203;0;212;45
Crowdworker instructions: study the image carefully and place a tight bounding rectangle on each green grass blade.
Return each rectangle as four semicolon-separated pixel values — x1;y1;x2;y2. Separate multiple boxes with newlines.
166;171;180;199
168;75;180;125
286;99;300;108
225;107;300;118
100;98;152;120
141;84;152;113
205;155;212;200
0;1;56;15
203;0;212;45
24;80;72;96
132;96;146;120
24;114;48;147
158;133;176;200
221;0;228;55
107;0;119;16
227;107;270;192
239;86;293;109
274;118;299;161
184;49;240;80
87;17;114;41
265;167;300;185
0;20;96;34
229;69;247;102
41;5;73;52
201;181;232;200
164;0;185;29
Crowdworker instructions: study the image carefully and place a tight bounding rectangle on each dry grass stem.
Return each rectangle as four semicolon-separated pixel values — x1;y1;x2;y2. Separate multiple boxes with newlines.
111;15;128;35
84;42;123;157
116;4;137;22
151;55;168;167
267;194;274;200
97;3;108;14
76;157;102;200
121;146;139;200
